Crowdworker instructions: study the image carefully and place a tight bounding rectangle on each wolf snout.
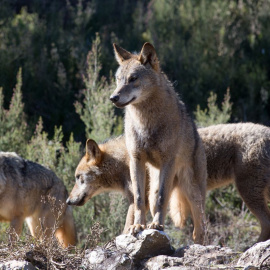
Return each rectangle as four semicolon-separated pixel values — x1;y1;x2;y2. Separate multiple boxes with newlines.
110;94;120;103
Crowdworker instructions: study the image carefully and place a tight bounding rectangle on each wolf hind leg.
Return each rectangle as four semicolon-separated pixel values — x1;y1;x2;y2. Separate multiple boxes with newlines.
179;165;206;244
235;173;270;243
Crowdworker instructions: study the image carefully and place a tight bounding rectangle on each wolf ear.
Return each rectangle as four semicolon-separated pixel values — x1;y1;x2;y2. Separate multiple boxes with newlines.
138;42;160;72
113;43;132;64
86;139;102;163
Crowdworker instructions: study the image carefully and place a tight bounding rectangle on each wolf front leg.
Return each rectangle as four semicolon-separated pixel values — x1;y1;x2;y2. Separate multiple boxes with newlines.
128;157;147;234
123;203;135;234
10;216;24;242
148;160;175;230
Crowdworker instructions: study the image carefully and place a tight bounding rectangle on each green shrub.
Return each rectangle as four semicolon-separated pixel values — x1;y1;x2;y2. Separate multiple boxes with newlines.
194;88;232;127
0;68;29;154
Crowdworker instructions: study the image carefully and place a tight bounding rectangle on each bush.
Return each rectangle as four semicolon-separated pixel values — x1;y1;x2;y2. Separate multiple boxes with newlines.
0;68;29;154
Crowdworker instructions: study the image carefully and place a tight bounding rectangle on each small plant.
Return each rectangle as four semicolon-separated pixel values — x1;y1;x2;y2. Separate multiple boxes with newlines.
0;195;103;269
74;33;122;142
0;68;29;154
194;88;232;127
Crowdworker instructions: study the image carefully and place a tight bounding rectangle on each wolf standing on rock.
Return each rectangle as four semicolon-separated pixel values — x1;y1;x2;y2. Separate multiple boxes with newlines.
109;42;207;244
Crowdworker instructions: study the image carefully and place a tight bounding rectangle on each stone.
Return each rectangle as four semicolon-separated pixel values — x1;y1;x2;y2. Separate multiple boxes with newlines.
236;239;270;269
173;244;239;267
0;260;35;270
116;229;175;260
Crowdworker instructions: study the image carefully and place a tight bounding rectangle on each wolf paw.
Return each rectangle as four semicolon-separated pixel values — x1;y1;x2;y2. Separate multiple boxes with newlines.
128;224;146;235
147;222;164;231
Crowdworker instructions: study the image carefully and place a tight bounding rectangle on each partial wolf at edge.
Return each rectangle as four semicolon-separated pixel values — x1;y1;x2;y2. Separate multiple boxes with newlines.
0;152;77;247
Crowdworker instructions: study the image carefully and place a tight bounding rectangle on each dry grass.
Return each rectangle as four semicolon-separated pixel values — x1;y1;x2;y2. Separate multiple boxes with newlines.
0;195;104;269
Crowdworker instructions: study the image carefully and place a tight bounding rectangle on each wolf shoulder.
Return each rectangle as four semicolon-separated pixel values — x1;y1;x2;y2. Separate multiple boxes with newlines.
0;152;61;193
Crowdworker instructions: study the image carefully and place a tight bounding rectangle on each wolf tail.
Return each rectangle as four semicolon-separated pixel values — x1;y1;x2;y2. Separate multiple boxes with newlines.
55;205;77;247
169;186;190;228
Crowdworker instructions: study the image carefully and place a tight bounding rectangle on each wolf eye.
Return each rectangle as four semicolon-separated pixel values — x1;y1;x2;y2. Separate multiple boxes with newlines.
128;76;137;83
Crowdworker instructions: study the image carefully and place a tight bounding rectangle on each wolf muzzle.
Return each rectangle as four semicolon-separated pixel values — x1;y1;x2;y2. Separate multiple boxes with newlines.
110;94;120;103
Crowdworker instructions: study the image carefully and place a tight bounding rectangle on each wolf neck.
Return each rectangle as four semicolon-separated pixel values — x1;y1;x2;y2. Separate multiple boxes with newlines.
126;79;181;130
102;140;130;192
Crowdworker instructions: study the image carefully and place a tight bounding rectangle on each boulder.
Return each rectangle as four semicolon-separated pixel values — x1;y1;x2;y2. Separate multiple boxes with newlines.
236;239;270;269
0;260;35;270
144;244;238;270
83;229;174;269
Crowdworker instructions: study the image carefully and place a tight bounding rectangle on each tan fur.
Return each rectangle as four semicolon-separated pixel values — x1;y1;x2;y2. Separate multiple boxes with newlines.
109;42;207;243
170;122;270;243
0;152;77;247
68;122;270;244
67;136;139;232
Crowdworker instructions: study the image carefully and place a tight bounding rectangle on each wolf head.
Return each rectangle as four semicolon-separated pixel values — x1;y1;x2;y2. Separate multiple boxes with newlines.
110;42;161;108
66;139;104;206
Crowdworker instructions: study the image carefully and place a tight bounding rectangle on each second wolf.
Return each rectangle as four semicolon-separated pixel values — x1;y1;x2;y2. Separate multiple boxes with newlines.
67;123;270;244
0;152;77;247
109;42;207;244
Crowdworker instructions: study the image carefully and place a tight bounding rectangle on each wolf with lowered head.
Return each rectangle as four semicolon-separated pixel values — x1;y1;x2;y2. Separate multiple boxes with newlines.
0;152;77;247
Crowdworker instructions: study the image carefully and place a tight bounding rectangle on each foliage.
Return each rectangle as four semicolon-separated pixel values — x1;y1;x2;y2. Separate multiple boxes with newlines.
74;34;121;142
1;0;269;140
195;88;232;127
0;68;29;154
25;118;81;193
145;0;270;124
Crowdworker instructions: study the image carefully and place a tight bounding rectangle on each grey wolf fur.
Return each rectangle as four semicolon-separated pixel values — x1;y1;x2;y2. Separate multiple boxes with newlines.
0;152;77;247
67;122;270;244
109;42;207;244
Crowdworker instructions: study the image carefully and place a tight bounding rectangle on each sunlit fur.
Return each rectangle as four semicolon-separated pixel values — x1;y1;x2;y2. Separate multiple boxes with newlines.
68;122;270;245
0;152;77;247
110;42;207;244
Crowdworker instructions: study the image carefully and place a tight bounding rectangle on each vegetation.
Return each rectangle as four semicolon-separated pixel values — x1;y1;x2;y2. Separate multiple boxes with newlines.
0;0;269;265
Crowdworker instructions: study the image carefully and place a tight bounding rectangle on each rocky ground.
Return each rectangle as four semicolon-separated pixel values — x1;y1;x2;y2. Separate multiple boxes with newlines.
1;229;270;269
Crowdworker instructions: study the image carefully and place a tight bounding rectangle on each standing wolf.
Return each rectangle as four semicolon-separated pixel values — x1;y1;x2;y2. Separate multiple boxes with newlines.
0;152;77;247
109;42;207;243
67;122;270;244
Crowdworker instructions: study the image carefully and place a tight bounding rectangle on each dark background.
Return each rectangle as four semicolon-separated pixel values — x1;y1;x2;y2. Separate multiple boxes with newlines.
1;0;269;142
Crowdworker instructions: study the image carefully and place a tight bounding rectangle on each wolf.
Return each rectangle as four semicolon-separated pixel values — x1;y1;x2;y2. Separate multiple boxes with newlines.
109;42;207;244
67;136;138;233
67;122;270;244
0;152;77;247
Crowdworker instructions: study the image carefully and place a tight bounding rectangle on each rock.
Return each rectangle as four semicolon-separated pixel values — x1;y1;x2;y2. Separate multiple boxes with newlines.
83;229;174;269
144;255;184;270
236;239;270;269
174;244;239;266
4;231;270;269
116;229;175;260
82;246;133;270
144;244;239;270
0;260;35;270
